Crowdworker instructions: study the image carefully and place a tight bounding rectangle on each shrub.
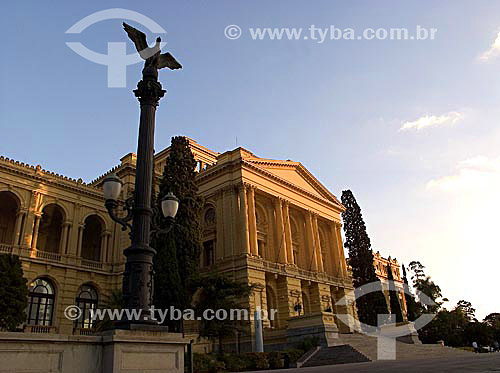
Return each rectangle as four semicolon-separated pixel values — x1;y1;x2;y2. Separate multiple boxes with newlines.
193;353;225;373
282;348;305;364
244;352;269;370
267;351;284;369
220;354;249;372
296;336;320;351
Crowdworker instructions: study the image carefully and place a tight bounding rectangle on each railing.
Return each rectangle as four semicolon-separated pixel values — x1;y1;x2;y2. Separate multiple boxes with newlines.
35;250;62;262
81;259;103;269
24;325;57;334
74;327;96;336
0;244;13;253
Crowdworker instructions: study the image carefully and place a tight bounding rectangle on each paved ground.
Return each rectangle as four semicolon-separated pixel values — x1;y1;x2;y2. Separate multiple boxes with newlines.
252;353;500;373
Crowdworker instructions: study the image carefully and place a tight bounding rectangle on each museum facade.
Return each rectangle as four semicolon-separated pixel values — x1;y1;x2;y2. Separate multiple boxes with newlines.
0;138;405;350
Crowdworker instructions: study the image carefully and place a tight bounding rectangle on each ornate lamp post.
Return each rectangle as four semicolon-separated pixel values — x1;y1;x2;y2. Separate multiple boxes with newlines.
102;22;182;327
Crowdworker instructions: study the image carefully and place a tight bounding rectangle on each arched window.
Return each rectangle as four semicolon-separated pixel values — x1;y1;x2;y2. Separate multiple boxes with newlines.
37;204;64;253
75;284;98;329
27;278;55;326
81;215;104;261
0;191;19;244
204;207;216;226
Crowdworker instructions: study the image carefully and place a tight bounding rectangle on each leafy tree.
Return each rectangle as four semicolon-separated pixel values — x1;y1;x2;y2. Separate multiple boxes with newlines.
402;264;418;321
483;313;500;342
386;263;404;323
0;254;28;331
341;190;388;327
408;261;445;313
455;300;476;322
152;136;203;331
191;272;252;353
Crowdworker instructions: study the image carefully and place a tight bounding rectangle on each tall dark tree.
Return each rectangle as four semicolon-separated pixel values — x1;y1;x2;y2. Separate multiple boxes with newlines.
0;254;28;331
341;190;388;327
386;262;404;323
152;136;203;331
402;264;418;321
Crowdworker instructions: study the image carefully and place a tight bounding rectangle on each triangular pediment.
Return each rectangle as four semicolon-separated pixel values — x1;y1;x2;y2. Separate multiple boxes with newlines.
245;159;341;205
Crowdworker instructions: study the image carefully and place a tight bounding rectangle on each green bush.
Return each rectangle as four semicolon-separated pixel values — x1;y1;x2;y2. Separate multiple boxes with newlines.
220;354;249;372
296;336;320;352
282;348;305;364
193;353;225;373
267;351;284;369
244;352;269;370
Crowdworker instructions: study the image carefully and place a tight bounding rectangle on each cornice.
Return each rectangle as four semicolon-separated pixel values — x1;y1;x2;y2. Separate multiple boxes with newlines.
0;157;104;199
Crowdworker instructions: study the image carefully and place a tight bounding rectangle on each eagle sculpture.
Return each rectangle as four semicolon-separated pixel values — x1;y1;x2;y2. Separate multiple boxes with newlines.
123;22;182;70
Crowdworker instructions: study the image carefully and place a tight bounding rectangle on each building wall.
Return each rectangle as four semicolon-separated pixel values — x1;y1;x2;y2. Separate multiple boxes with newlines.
0;138;357;347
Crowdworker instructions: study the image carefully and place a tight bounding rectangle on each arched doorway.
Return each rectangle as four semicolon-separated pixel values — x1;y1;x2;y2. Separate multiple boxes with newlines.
81;215;104;262
37;204;64;253
0;191;19;245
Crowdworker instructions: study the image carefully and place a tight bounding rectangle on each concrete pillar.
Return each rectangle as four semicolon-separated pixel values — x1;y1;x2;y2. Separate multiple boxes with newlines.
273;198;287;263
254;310;264;352
305;212;318;271
238;184;250;255
247;186;258;256
283;201;294;265
312;214;324;272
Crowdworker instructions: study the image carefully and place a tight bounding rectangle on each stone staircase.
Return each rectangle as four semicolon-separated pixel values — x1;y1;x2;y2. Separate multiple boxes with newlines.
299;335;475;368
339;334;473;361
301;345;370;367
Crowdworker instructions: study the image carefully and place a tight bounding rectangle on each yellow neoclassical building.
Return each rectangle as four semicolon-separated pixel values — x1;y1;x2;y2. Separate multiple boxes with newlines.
0;138;358;349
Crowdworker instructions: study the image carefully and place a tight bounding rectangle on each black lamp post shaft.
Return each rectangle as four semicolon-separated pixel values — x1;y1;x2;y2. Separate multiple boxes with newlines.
122;66;165;322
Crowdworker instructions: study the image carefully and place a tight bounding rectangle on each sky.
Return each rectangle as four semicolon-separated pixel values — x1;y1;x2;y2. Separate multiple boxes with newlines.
1;0;499;319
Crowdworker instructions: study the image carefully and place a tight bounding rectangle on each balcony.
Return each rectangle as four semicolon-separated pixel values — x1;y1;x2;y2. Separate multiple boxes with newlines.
0;245;112;272
23;325;58;334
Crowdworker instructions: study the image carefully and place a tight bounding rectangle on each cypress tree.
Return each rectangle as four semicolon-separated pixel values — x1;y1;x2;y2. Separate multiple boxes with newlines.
386;262;404;323
0;254;28;331
152;136;203;331
341;190;388;327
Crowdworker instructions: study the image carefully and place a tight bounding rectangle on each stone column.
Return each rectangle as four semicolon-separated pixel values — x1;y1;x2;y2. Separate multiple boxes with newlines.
329;223;342;277
283;201;294;265
336;223;348;277
59;222;71;254
100;232;109;262
76;224;84;257
312;214;324;272
273;198;287;263
222;187;235;259
247;185;259;256
238;184;250;255
215;191;224;259
305;211;318;271
30;213;41;250
13;210;25;246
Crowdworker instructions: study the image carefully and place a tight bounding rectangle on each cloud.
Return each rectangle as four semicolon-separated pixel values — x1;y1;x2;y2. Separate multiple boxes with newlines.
399;111;463;131
427;155;500;192
479;31;500;61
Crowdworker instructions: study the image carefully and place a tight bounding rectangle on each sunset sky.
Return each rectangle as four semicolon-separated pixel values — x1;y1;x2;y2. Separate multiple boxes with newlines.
1;0;499;319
